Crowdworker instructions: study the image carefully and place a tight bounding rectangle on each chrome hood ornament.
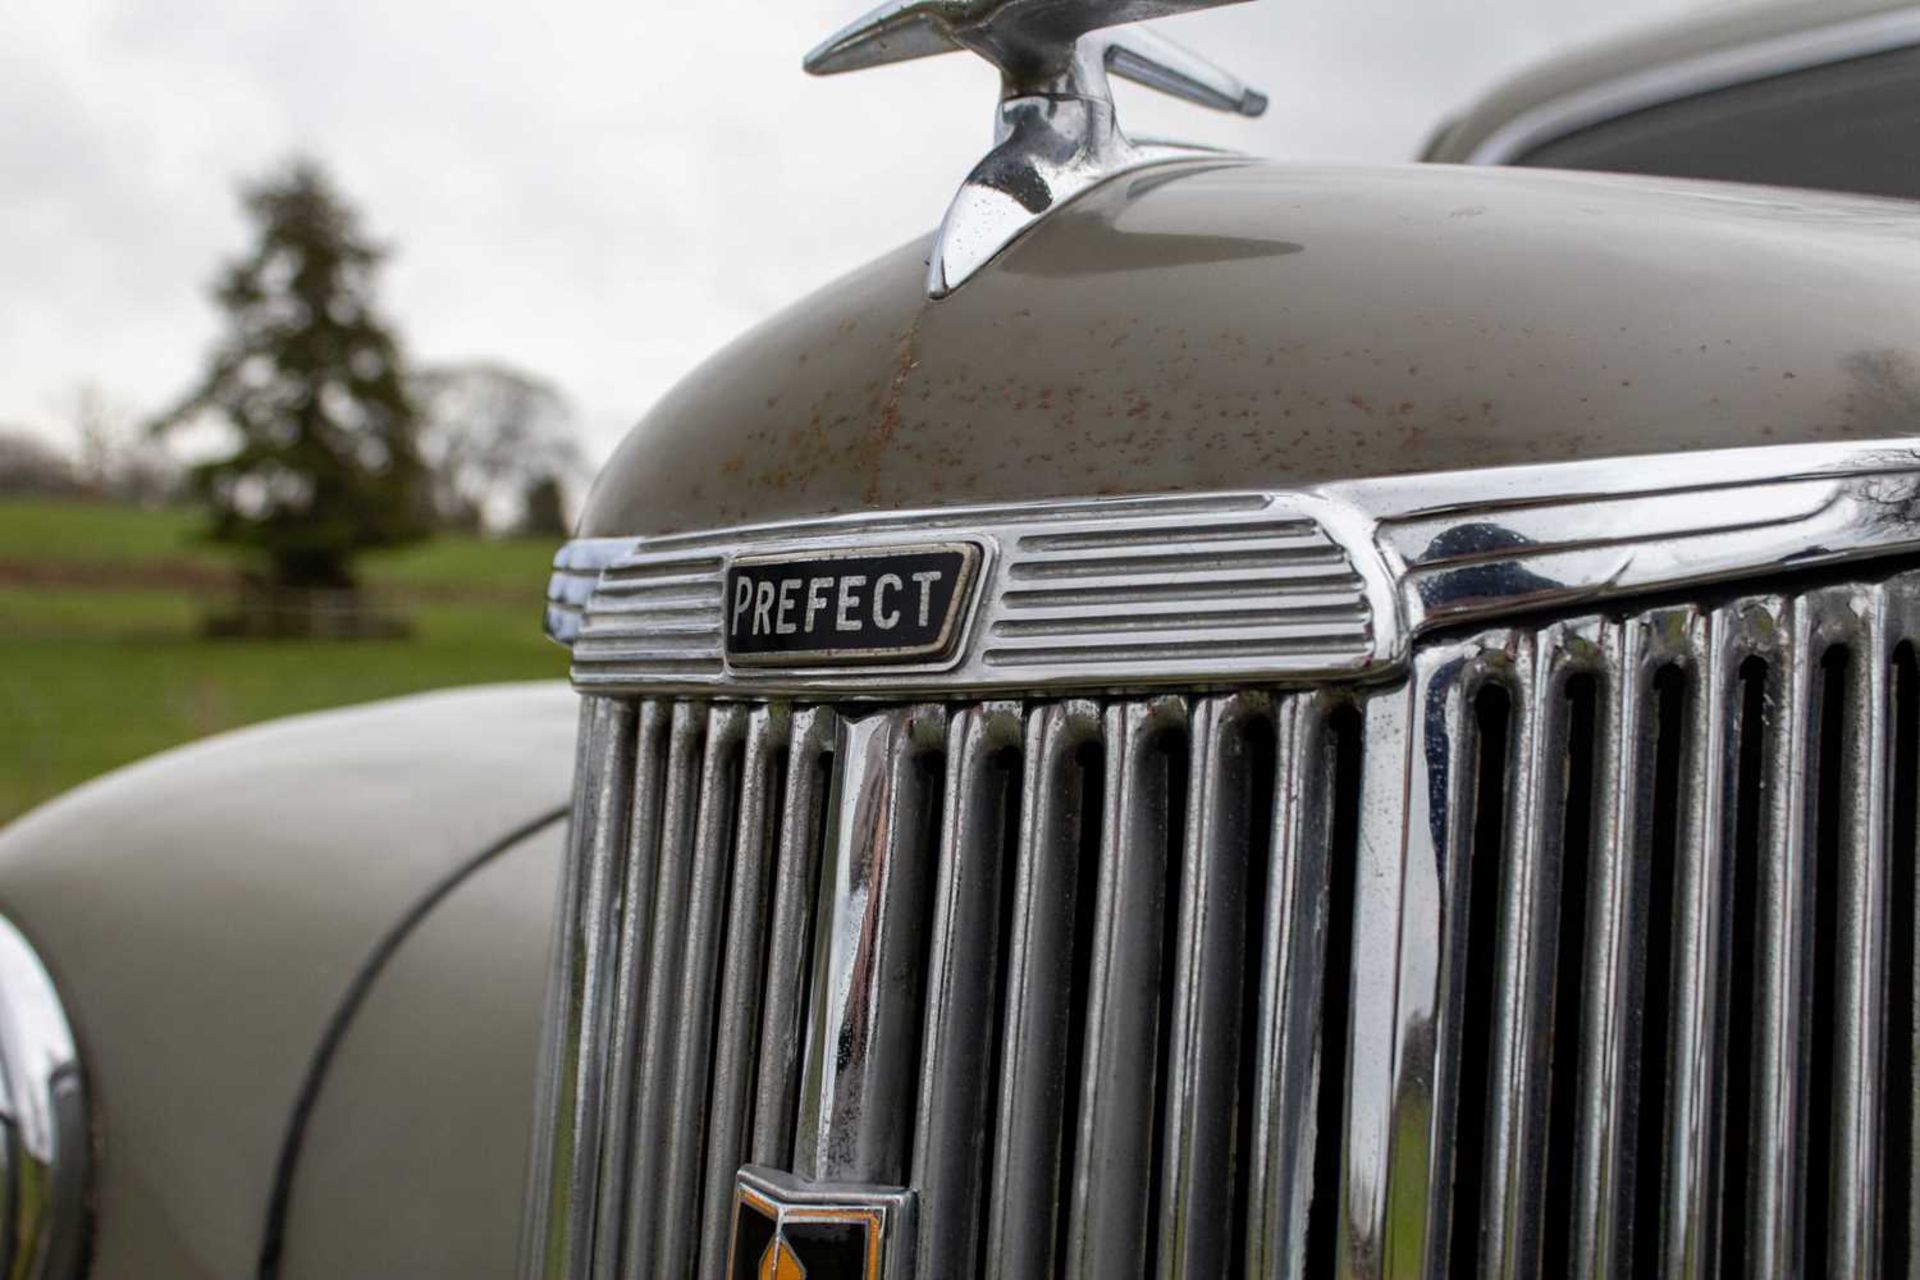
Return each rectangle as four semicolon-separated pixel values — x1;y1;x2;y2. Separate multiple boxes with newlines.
805;0;1268;297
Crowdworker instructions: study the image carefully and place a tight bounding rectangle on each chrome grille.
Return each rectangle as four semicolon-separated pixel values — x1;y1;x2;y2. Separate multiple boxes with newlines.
525;567;1920;1279
526;701;841;1280
556;493;1386;694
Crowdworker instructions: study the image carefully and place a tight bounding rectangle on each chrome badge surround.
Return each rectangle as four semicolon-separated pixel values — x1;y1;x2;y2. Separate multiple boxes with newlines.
726;1168;915;1280
548;439;1920;696
724;541;983;668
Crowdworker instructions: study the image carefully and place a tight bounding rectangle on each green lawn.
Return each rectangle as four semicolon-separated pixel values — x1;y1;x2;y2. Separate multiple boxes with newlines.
0;498;223;571
0;496;559;592
0;499;570;825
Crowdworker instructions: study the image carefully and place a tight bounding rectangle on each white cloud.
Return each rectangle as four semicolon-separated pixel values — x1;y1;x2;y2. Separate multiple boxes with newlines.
0;0;1722;459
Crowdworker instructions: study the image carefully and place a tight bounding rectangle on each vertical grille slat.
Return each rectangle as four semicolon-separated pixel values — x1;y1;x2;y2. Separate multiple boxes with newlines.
1481;629;1559;1280
1344;638;1505;1280
1570;613;1698;1275
1241;692;1341;1279
1633;662;1687;1278
1156;693;1270;1280
1305;704;1363;1280
913;704;1026;1280
1066;697;1189;1280
1716;606;1787;1278
692;707;791;1278
1889;618;1920;1280
654;706;750;1279
748;708;837;1170
1747;595;1815;1278
1569;618;1637;1280
1446;678;1515;1280
522;566;1920;1280
536;697;639;1280
1806;640;1850;1270
589;700;673;1280
1543;670;1602;1277
1823;587;1890;1279
795;707;950;1185
982;701;1104;1280
1428;650;1510;1280
617;703;709;1278
1336;689;1414;1280
1661;606;1732;1279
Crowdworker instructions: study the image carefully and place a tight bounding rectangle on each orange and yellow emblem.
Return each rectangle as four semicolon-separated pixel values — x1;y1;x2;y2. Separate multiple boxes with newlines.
759;1237;807;1280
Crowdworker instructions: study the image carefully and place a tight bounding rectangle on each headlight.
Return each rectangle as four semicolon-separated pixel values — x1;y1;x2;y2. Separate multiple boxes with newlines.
0;914;87;1280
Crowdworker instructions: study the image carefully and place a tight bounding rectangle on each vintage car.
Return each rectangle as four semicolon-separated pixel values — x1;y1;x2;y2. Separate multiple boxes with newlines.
2;0;1918;1277
1423;0;1920;199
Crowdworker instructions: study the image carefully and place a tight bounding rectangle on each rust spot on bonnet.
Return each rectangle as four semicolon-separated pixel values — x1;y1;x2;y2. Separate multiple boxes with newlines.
861;313;926;504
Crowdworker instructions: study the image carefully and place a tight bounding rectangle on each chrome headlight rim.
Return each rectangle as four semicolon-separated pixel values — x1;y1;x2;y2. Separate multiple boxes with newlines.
0;911;89;1280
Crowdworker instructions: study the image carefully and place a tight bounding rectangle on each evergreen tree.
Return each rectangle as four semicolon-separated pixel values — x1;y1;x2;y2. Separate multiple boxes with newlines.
159;157;428;588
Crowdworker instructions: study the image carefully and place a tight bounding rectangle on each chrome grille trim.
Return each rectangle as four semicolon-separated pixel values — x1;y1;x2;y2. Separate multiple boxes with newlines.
534;697;636;1280
1157;693;1262;1280
981;699;1103;1279
696;707;794;1269
548;439;1920;697
1754;594;1812;1279
1476;624;1558;1278
654;705;755;1279
1067;697;1189;1278
525;563;1920;1280
1334;636;1470;1277
913;703;1023;1280
1572;615;1639;1278
748;708;839;1169
798;706;951;1184
544;537;645;649
1243;691;1342;1280
565;493;1383;692
1831;585;1896;1279
587;700;670;1280
1658;603;1726;1280
618;702;713;1278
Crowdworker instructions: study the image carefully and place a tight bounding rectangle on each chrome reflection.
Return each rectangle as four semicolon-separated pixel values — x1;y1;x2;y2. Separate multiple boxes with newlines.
803;0;1268;296
795;707;949;1184
551;437;1920;699
0;912;88;1280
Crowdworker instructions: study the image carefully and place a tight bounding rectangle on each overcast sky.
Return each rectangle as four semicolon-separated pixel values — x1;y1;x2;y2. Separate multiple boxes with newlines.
2;0;1728;461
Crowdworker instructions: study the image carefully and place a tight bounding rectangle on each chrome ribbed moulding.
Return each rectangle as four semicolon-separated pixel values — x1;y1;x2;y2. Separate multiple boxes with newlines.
552;492;1385;695
525;566;1920;1280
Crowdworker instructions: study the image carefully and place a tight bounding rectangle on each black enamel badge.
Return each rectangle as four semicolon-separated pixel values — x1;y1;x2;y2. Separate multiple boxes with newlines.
724;543;979;666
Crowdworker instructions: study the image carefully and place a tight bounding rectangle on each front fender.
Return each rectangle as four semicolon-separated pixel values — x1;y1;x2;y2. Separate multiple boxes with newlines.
0;682;577;1280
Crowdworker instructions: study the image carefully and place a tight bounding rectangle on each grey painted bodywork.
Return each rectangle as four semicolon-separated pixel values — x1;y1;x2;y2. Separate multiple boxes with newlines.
580;160;1920;540
1422;0;1918;164
280;819;563;1280
0;683;575;1278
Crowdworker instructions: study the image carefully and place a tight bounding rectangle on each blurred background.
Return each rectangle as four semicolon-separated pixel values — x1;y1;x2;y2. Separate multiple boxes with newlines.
0;0;1729;824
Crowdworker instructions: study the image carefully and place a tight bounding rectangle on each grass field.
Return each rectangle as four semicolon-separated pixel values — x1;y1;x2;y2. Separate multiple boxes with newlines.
0;498;570;825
